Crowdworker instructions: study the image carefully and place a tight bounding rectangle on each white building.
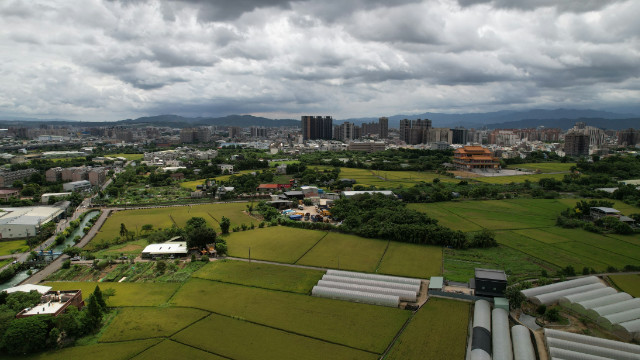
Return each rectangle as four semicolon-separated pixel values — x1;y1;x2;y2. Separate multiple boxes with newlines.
0;206;64;239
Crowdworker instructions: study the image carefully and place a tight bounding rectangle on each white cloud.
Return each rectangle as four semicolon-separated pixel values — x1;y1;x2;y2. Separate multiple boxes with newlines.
0;0;638;121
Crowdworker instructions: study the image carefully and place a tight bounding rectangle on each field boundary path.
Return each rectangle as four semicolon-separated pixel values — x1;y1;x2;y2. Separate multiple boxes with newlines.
292;232;329;264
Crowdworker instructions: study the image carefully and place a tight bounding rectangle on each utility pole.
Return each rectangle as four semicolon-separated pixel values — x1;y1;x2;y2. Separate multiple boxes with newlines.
249;247;251;263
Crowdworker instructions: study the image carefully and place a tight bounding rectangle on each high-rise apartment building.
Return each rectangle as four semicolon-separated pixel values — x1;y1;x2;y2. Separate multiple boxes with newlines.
618;128;640;147
301;116;333;140
399;118;432;144
379;117;388;139
564;132;590;157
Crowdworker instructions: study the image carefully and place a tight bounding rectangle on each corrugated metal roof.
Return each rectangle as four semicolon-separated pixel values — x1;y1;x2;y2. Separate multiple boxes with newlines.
475;268;507;281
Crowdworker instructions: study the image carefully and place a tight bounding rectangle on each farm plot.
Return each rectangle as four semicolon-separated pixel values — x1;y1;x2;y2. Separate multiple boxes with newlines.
179;179;207;191
296;232;388;272
408;204;482;232
0;239;28;256
609;274;640;297
226;226;326;263
44;282;179;307
494;231;609;270
505;162;575;173
172;314;378;360
542;227;640;262
5;339;161;360
100;307;208;342
385;298;469;360
132;340;227;360
377;242;442;278
471;173;566;184
444;245;556;283
89;203;255;246
193;259;324;293
171;278;410;354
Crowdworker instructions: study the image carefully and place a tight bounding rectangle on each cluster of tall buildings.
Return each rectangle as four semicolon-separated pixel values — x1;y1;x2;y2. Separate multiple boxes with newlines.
301;116;333;140
180;127;211;144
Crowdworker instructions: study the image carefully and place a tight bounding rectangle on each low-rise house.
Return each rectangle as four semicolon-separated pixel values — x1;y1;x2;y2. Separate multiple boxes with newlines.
15;290;84;318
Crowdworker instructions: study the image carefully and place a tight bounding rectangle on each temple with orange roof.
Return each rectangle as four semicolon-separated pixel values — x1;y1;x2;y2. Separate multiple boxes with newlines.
453;146;500;170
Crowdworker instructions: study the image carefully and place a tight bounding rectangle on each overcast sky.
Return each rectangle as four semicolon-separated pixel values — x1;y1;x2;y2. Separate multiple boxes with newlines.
1;0;639;121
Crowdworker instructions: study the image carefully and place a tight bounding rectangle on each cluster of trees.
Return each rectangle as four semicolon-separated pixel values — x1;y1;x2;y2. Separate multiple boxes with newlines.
0;286;107;355
300;149;453;172
327;194;497;249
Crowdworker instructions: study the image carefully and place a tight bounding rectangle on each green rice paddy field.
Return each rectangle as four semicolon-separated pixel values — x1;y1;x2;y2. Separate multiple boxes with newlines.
609;274;640;297
225;226;443;278
39;260;470;360
505;162;575;173
410;198;640;281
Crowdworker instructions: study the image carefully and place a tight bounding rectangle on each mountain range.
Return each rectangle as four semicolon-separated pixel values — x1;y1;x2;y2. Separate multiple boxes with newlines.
0;108;638;130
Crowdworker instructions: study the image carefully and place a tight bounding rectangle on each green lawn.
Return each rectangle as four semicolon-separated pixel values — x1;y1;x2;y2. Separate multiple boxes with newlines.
132;340;227;360
45;282;180;307
192;259;324;293
0;239;29;256
171;278;410;354
172;314;378;360
609;274;640;297
377;242;442;278
226;226;326;263
296;232;388;272
100;307;208;342
385;298;469;360
7;339;160;360
505;162;575;173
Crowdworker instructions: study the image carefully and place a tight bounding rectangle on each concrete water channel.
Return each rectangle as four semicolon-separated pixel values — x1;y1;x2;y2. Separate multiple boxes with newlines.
0;210;100;292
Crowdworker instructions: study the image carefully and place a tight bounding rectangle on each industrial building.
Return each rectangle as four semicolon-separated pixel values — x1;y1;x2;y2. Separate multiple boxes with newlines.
0;205;64;239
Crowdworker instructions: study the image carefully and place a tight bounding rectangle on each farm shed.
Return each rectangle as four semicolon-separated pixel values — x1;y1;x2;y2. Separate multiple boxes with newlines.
590;207;620;219
283;191;304;200
470;300;492;360
544;328;640;360
472;268;507;298
614;318;640;341
321;275;420;294
531;283;606;305
317;280;417;302
141;241;188;259
429;276;444;291
521;276;600;298
511;325;535;360
491;308;513;360
341;190;395;198
326;269;421;286
311;286;399;307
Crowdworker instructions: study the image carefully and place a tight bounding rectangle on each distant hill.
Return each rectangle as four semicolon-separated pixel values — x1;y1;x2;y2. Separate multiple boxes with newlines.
0;114;300;128
339;108;637;128
484;117;640;131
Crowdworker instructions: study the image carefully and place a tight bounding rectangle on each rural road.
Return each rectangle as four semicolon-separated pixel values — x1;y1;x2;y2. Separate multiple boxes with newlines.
19;209;111;285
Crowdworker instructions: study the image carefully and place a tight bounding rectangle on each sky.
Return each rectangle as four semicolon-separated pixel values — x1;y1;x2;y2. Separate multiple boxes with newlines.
0;0;639;121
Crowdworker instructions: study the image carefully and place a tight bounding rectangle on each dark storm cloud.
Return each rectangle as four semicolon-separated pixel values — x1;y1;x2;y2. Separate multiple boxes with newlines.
0;0;639;120
456;0;627;13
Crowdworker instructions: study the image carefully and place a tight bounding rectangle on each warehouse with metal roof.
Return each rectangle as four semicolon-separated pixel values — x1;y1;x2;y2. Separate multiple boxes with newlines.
0;206;64;239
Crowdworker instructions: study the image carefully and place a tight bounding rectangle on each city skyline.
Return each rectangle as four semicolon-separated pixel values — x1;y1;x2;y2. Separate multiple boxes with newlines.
1;0;639;121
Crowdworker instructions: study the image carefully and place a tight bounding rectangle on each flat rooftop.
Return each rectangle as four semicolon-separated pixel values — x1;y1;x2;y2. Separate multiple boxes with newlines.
0;206;64;226
475;268;507;281
22;301;65;316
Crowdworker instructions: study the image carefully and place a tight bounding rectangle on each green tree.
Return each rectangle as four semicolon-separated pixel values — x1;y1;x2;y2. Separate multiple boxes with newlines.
155;261;167;274
1;315;50;354
220;216;231;234
119;223;128;238
93;286;107;311
186;225;216;249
